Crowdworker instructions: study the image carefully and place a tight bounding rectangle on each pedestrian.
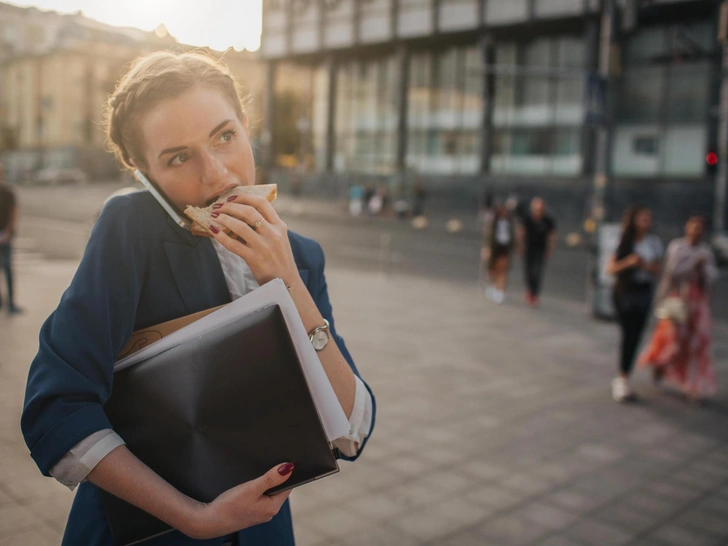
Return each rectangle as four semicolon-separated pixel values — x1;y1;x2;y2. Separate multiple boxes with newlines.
517;197;557;306
21;51;375;546
607;205;663;402
0;162;22;315
483;204;515;304
639;215;718;402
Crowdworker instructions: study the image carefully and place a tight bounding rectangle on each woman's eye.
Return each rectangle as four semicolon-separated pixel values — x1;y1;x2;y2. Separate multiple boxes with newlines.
169;153;189;166
218;130;236;144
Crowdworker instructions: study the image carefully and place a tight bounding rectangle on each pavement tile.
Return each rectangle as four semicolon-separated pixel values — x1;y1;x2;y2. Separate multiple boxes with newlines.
648;524;724;546
345;491;411;522
386;505;464;542
499;473;554;497
292;522;329;546
339;526;420;546
462;484;528;512
0;525;59;546
542;489;609;515
475;514;551;545
459;461;513;483
537;535;589;546
564;518;635;546
621;492;684;518
518;500;580;531
594;502;662;534
431;529;501;546
675;509;728;537
301;506;369;540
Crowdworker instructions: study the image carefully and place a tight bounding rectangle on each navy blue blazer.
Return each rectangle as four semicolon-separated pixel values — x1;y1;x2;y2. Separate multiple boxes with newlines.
21;191;375;546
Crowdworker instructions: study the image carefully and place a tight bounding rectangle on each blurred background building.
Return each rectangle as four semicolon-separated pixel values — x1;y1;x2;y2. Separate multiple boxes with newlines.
259;0;726;235
0;2;266;182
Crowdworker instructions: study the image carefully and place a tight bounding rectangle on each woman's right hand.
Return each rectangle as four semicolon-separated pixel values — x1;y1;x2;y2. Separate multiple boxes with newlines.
625;253;642;269
185;463;295;540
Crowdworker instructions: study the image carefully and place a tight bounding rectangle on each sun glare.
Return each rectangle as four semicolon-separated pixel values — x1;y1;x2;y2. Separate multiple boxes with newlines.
11;0;261;51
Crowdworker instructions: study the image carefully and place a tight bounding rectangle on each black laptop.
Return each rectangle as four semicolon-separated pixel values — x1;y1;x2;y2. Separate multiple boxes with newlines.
102;304;340;545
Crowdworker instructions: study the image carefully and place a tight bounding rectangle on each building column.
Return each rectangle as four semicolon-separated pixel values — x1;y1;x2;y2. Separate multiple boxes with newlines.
479;34;495;176
715;40;728;232
591;0;616;222
581;16;600;176
263;60;277;169
325;55;338;173
396;44;410;175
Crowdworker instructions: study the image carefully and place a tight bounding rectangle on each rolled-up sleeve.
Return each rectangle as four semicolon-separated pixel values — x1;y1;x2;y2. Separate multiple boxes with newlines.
21;196;145;476
312;242;376;462
333;377;373;458
50;429;125;490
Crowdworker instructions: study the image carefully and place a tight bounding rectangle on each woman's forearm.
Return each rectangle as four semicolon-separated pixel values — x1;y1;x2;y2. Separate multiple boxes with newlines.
288;278;356;419
87;445;204;538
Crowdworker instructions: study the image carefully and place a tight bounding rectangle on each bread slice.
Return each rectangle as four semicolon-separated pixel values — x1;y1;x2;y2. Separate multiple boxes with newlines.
184;184;277;237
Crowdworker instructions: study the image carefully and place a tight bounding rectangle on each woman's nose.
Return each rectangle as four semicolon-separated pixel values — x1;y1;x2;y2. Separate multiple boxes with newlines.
199;150;228;185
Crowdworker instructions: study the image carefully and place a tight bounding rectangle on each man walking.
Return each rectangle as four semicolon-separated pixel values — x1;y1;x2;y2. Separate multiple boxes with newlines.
0;162;21;314
517;197;557;307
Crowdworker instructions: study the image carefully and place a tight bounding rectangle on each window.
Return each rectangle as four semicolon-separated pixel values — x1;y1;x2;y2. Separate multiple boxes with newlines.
405;45;482;175
334;56;399;174
612;21;712;177
491;34;585;176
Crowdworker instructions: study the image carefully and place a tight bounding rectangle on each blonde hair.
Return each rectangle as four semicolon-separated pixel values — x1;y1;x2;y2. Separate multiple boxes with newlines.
105;51;247;171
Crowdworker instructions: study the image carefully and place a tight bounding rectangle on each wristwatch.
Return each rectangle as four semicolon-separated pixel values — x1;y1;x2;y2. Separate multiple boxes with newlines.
308;319;330;352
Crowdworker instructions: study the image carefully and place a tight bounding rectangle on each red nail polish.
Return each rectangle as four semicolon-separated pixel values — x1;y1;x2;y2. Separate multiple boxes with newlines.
212;203;224;209
226;195;238;202
211;212;219;218
278;463;294;476
209;225;220;234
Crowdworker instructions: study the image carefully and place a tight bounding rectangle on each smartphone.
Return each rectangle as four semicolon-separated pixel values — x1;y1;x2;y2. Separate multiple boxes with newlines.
133;169;191;231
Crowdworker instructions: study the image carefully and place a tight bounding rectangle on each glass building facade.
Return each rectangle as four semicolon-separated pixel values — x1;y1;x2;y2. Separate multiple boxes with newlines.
612;21;713;178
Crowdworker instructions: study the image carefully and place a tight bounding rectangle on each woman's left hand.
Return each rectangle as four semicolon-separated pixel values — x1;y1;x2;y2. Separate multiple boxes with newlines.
208;193;300;287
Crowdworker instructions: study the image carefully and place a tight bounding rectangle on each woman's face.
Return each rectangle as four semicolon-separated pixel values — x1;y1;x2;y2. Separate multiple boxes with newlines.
685;217;705;242
635;209;652;233
139;86;255;210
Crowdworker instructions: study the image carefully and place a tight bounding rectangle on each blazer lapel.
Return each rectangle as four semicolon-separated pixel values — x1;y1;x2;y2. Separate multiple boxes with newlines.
163;221;230;313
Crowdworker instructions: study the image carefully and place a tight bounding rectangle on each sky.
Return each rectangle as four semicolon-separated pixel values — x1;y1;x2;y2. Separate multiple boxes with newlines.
8;0;262;51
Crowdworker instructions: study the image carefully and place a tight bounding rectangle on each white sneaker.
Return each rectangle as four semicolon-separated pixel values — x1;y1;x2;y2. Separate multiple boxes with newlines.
611;377;633;402
485;284;495;300
493;289;505;304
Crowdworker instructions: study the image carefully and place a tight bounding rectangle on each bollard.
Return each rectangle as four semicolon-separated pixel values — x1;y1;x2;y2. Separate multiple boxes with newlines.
379;233;392;277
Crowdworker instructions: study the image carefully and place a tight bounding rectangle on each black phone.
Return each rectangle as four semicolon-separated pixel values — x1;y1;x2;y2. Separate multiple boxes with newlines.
133;169;191;230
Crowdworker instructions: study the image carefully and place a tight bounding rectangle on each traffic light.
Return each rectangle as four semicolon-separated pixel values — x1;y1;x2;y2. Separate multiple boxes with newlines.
706;150;719;175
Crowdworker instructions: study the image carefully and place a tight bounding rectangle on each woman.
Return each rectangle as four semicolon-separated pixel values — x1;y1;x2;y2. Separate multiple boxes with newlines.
608;205;663;402
483;204;515;304
21;52;375;546
639;215;718;401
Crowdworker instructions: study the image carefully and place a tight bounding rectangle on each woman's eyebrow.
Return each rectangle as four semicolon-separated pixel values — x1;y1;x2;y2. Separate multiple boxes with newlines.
208;119;232;137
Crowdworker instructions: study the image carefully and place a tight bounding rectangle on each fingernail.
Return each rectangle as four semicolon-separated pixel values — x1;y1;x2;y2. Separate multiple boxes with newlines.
277;463;294;476
226;195;237;202
209;225;220;234
211;212;220;218
212;203;224;209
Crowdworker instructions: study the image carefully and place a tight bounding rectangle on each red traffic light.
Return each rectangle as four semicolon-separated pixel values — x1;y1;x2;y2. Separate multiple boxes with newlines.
706;151;718;166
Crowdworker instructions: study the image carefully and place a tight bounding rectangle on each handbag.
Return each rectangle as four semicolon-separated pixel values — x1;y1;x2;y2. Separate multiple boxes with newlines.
654;295;688;324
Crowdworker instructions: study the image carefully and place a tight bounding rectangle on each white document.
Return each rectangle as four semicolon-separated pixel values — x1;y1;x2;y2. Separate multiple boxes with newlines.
114;279;351;442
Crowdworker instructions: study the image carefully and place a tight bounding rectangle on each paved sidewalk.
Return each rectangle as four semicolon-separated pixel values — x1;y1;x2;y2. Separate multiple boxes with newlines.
1;259;727;546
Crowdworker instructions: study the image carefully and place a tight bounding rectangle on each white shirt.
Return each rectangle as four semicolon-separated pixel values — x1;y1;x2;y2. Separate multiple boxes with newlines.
633;234;663;284
50;240;373;489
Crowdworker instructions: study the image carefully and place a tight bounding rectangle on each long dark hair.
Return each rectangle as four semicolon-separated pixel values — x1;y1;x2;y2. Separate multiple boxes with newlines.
614;204;649;294
615;205;649;260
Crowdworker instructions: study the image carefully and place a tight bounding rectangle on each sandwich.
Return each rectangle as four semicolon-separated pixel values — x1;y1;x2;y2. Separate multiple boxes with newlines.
184;184;278;237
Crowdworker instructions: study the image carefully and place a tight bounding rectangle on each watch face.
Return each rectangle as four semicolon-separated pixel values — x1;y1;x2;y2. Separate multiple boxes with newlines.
312;330;329;351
